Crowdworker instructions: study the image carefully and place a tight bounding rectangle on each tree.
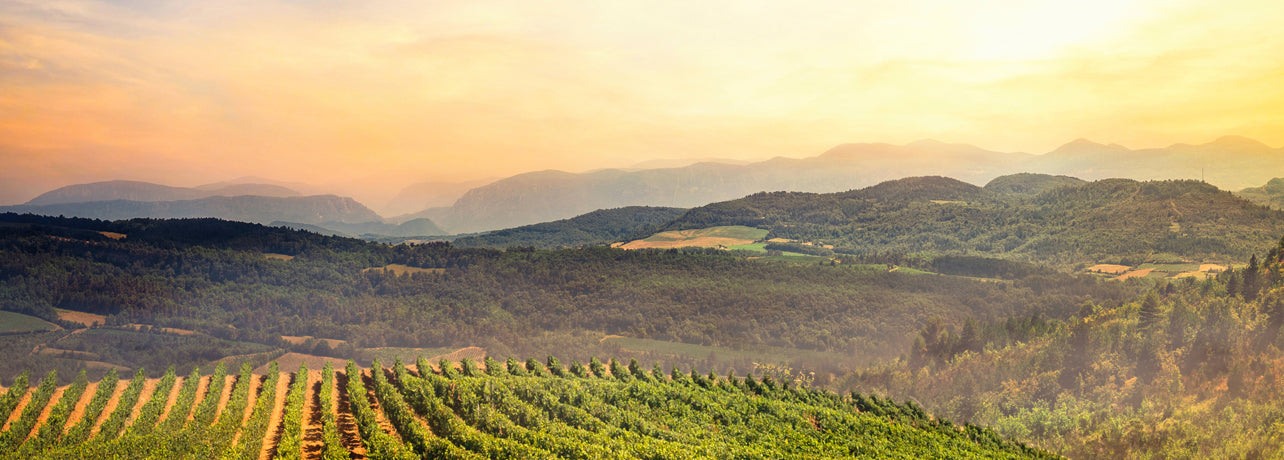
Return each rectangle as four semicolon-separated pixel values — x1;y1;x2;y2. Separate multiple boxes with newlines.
1139;292;1162;329
959;318;982;354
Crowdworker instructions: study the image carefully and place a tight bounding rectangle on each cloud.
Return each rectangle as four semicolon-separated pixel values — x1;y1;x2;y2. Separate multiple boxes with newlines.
0;0;1282;205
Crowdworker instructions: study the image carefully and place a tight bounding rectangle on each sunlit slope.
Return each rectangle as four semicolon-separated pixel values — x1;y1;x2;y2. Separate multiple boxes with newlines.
661;177;1284;264
4;357;1055;459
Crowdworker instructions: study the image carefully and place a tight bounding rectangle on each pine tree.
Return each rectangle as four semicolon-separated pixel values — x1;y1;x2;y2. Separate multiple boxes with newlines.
1139;292;1162;328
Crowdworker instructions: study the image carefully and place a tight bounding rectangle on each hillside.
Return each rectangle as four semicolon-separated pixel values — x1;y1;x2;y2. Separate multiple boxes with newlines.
403;137;1279;233
1024;136;1284;190
661;177;1284;265
1237;177;1284;209
835;237;1284;458
0;213;1134;381
451;206;687;248
421;142;1028;233
0;358;1051;459
2;195;383;226
983;173;1086;195
26;180;299;206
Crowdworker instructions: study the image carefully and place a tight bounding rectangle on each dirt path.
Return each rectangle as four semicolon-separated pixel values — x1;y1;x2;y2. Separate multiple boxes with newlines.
333;371;367;458
301;370;325;459
258;372;290;460
61;381;98;435
1;388;32;432
156;376;184;424
361;370;400;439
183;375;211;422
88;379;129;437
126;378;160;426
211;374;235;424
25;385;66;441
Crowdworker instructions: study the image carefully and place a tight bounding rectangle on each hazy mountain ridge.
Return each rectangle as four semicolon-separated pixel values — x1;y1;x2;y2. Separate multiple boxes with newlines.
2;194;382;226
415;136;1279;234
425;142;1030;233
22;136;1280;236
26;180;300;206
1024;135;1284;189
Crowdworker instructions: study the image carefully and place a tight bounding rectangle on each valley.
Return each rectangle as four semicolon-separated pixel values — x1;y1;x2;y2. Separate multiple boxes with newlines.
2;173;1284;458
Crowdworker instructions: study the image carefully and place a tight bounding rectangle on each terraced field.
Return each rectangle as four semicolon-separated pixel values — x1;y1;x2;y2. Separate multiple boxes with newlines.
0;356;1053;459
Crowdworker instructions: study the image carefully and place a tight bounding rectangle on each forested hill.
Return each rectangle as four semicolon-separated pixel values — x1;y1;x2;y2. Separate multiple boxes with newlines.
0;194;383;226
0;212;1134;382
662;176;1284;264
450;206;688;248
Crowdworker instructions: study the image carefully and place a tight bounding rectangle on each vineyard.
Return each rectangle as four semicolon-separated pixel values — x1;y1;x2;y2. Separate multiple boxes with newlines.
0;357;1053;459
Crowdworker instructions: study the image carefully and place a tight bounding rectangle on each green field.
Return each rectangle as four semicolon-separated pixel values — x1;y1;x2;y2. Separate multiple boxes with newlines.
0;310;57;333
727;242;768;252
640;225;768;242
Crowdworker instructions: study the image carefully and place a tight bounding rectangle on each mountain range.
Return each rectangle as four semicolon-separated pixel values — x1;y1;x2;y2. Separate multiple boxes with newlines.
1;195;382;227
10;136;1283;236
415;136;1283;233
24;180;301;206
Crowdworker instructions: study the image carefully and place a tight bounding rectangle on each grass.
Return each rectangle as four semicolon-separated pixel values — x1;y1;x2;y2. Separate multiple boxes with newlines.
642;225;768;242
727;242;768;252
361;346;455;366
362;264;446;276
1138;263;1201;272
0;310;58;333
892;267;935;275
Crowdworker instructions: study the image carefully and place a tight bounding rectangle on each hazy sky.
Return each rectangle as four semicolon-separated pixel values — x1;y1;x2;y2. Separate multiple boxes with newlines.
3;0;1283;204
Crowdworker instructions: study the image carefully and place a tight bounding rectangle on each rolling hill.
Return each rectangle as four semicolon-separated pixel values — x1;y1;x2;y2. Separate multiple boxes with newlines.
659;176;1284;265
1;195;383;226
420;142;1028;233
25;180;300;206
450;206;688;248
1237;177;1284;209
409;137;1281;233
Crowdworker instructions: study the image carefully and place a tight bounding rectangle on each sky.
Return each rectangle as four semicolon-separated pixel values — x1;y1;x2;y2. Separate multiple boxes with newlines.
2;0;1283;205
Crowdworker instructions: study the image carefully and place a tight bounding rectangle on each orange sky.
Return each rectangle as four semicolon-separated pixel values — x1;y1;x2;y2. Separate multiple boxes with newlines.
2;0;1283;205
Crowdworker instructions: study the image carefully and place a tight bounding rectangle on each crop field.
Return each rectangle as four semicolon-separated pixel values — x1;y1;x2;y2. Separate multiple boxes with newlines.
0;311;57;334
0;356;1051;459
1085;260;1232;281
53;309;107;328
362;264;446;276
619;225;769;250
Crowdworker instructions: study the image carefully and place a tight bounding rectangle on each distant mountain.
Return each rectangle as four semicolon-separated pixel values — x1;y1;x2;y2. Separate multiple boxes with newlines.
983;173;1086;195
27;180;300;206
383;179;495;219
1237;178;1284;209
2;195;380;226
1023;136;1284;189
410;136;1281;234
309;217;447;238
658;177;1284;264
423;142;1027;233
451;206;688;248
